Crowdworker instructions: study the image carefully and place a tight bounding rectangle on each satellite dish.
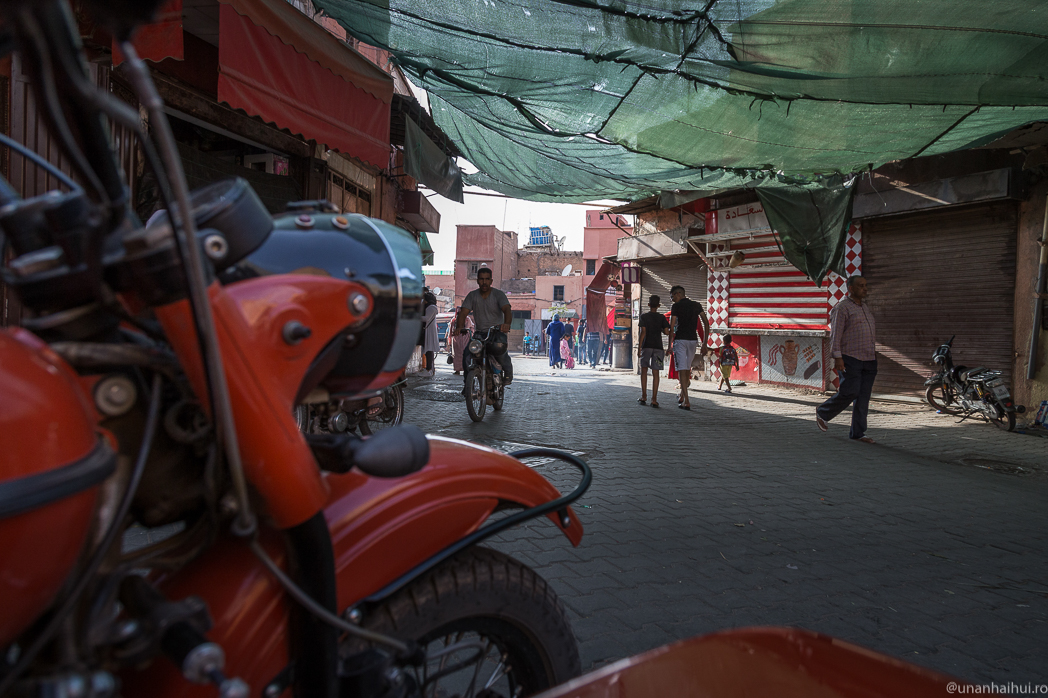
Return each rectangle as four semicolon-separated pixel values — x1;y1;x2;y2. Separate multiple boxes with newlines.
561;264;572;276
432;287;442;295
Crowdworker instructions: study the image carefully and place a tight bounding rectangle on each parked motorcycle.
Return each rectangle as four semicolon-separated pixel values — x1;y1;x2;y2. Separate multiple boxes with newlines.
295;378;406;436
0;4;589;697
924;336;1023;431
464;327;508;422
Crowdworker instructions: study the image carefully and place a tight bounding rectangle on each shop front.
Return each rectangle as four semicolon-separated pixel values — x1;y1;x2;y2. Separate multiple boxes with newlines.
695;201;863;391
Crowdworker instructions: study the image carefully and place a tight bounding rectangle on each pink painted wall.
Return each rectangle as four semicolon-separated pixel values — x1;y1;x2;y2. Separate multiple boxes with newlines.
535;275;585;320
583;210;631;286
454;225;518;303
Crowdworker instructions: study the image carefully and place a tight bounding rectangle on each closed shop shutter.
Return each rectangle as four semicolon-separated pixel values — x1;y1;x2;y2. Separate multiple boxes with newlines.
638;257;708;314
863;201;1017;396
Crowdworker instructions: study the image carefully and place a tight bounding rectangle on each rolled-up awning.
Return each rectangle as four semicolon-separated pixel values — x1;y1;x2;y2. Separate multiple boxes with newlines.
216;0;393;168
113;0;184;65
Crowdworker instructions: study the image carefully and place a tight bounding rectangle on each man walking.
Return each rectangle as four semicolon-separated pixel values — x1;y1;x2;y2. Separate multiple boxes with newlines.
668;285;708;410
637;295;670;407
816;275;877;443
456;267;513;392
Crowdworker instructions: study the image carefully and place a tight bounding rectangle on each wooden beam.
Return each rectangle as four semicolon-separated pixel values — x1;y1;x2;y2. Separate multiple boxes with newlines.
148;72;312;158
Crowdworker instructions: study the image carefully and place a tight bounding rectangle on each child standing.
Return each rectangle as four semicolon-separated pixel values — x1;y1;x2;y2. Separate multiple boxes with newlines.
717;334;739;393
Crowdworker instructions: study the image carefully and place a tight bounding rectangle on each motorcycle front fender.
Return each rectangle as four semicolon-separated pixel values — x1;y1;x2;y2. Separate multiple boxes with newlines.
126;437;582;697
324;435;583;607
923;374;945;387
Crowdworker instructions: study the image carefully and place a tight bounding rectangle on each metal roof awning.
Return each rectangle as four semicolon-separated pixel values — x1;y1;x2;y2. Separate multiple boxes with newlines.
391;94;462;159
418;231;435;266
606;196;660;216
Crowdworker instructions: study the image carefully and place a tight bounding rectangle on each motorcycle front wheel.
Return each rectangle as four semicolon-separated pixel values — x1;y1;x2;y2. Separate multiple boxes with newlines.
465;368;486;422
359;384;404;435
925;384;960;414
346;547;580;697
492;380;505;411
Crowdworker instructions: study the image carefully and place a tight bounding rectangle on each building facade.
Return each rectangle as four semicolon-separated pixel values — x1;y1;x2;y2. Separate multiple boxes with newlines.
612;147;1048;414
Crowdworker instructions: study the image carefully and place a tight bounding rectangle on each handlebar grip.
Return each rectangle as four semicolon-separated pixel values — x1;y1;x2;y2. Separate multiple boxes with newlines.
306;425;430;478
352;425;430;478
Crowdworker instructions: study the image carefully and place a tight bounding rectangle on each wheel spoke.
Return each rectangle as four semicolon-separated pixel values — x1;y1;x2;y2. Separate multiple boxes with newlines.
464;640;493;698
483;651;510;690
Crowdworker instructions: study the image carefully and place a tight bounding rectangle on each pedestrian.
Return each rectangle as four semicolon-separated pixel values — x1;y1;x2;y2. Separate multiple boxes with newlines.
637;295;670;407
546;315;565;368
668;285;709;410
600;333;612;365
575;319;587;362
455;268;513;394
450;308;474;375
523;332;531;356
717;334;738;393
816;275;878;443
561;333;574;369
564;322;575;366
421;291;439;377
586;330;601;368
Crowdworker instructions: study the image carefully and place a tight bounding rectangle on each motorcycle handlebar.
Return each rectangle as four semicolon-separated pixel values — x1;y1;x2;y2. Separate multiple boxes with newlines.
305;425;430;478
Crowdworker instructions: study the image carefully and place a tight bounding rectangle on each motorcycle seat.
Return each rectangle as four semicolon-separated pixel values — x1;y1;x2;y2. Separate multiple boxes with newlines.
959;367;986;382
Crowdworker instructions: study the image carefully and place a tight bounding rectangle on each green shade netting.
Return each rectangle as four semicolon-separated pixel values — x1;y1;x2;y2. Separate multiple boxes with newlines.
314;0;1048;203
404;117;464;203
755;176;857;285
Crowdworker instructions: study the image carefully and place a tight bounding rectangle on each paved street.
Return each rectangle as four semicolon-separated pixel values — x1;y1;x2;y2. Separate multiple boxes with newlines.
404;354;1047;686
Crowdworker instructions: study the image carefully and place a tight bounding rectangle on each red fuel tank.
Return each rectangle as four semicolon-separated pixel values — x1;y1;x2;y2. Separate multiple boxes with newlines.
0;329;115;646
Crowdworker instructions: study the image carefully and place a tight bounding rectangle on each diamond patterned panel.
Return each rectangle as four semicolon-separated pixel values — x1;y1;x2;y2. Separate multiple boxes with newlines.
827;223;863;308
826;223;862;388
706;269;730;378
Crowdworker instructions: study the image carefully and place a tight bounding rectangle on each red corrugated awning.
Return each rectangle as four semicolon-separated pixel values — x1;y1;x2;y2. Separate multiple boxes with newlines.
216;2;392;167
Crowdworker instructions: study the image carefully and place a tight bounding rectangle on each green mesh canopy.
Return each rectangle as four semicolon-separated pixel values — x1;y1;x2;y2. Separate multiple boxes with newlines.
315;0;1048;202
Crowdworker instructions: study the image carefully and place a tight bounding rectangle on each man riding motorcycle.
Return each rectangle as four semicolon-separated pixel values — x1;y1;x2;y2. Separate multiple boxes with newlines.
455;266;513;393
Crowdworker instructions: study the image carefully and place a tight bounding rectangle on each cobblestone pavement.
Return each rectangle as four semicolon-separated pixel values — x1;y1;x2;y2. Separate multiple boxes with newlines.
404;354;1048;685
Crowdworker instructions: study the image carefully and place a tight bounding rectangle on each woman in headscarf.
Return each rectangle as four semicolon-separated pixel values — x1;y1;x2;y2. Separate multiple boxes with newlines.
546;315;565;368
450;306;474;375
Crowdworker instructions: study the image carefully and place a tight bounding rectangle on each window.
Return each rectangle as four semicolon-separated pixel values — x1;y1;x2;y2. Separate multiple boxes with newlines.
468;262;480;279
553;285;564;301
512;310;532;319
586;259;596;275
599;213;604;220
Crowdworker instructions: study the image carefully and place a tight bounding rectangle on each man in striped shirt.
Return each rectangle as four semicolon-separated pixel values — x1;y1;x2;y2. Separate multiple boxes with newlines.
816;275;878;443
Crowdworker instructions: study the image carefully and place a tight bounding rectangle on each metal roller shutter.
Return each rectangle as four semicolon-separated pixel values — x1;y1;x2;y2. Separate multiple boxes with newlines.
638;257;708;314
863;201;1017;397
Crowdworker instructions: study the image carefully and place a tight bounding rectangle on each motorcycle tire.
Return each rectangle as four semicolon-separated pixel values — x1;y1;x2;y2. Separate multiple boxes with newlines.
990;408;1016;432
466;368;486;422
293;404;312;432
359;383;404;435
492;382;505;411
925;385;959;414
346;547;581;697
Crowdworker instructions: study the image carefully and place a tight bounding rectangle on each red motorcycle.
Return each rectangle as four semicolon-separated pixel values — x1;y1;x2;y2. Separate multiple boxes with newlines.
0;2;968;697
0;2;589;696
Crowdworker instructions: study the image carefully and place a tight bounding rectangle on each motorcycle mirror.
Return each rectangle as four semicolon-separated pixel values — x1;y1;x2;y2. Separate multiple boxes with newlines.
350;425;430;478
948;335;955;346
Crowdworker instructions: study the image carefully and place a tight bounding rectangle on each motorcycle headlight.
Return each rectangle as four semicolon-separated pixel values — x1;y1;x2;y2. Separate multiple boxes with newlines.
468;339;483;355
223;212;422;398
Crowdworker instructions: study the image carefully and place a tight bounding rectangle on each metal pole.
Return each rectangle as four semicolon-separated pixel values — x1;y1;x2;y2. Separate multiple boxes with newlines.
1026;197;1048;380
